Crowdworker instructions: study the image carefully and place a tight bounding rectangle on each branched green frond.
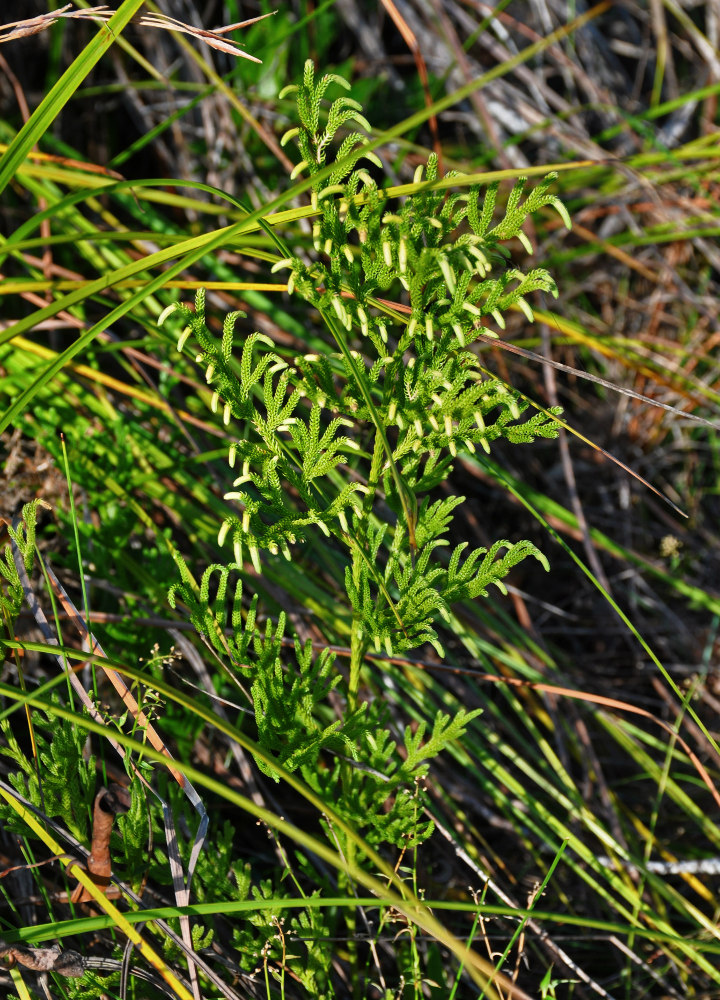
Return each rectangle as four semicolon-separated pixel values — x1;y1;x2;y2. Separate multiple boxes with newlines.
495;403;564;443
293;351;341;408
219;472;367;574
488;171;572;242
160;292;293;428
466;180;499;237
8;498;47;572
387;447;454;495
250;637;354;779
442;538;550;603
285;60;378;190
347;545;448;657
0;499;49;622
413;495;465;549
384;355;561;470
167;561;302;684
288;406;358;482
401;708;483;777
238;332;286;399
252;367;300;440
323;710;485;851
0;540;22;622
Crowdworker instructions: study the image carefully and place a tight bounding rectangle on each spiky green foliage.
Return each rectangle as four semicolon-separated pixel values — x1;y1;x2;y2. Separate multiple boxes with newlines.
0;702;95;843
161;62;568;871
0;499;48;624
310;707;483;849
157;303;367;573
276;64;568;353
230;876;334;997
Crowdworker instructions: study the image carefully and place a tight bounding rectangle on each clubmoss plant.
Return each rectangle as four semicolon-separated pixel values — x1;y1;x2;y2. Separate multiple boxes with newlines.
161;61;568;864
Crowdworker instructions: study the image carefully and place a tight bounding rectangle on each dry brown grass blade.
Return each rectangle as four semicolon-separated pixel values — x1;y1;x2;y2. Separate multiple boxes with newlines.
0;5;269;62
131;10;273;62
0;142;126;180
538;323;613;594
212;15;277;36
38;565;185;778
0;4;83;41
378;0;441;162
